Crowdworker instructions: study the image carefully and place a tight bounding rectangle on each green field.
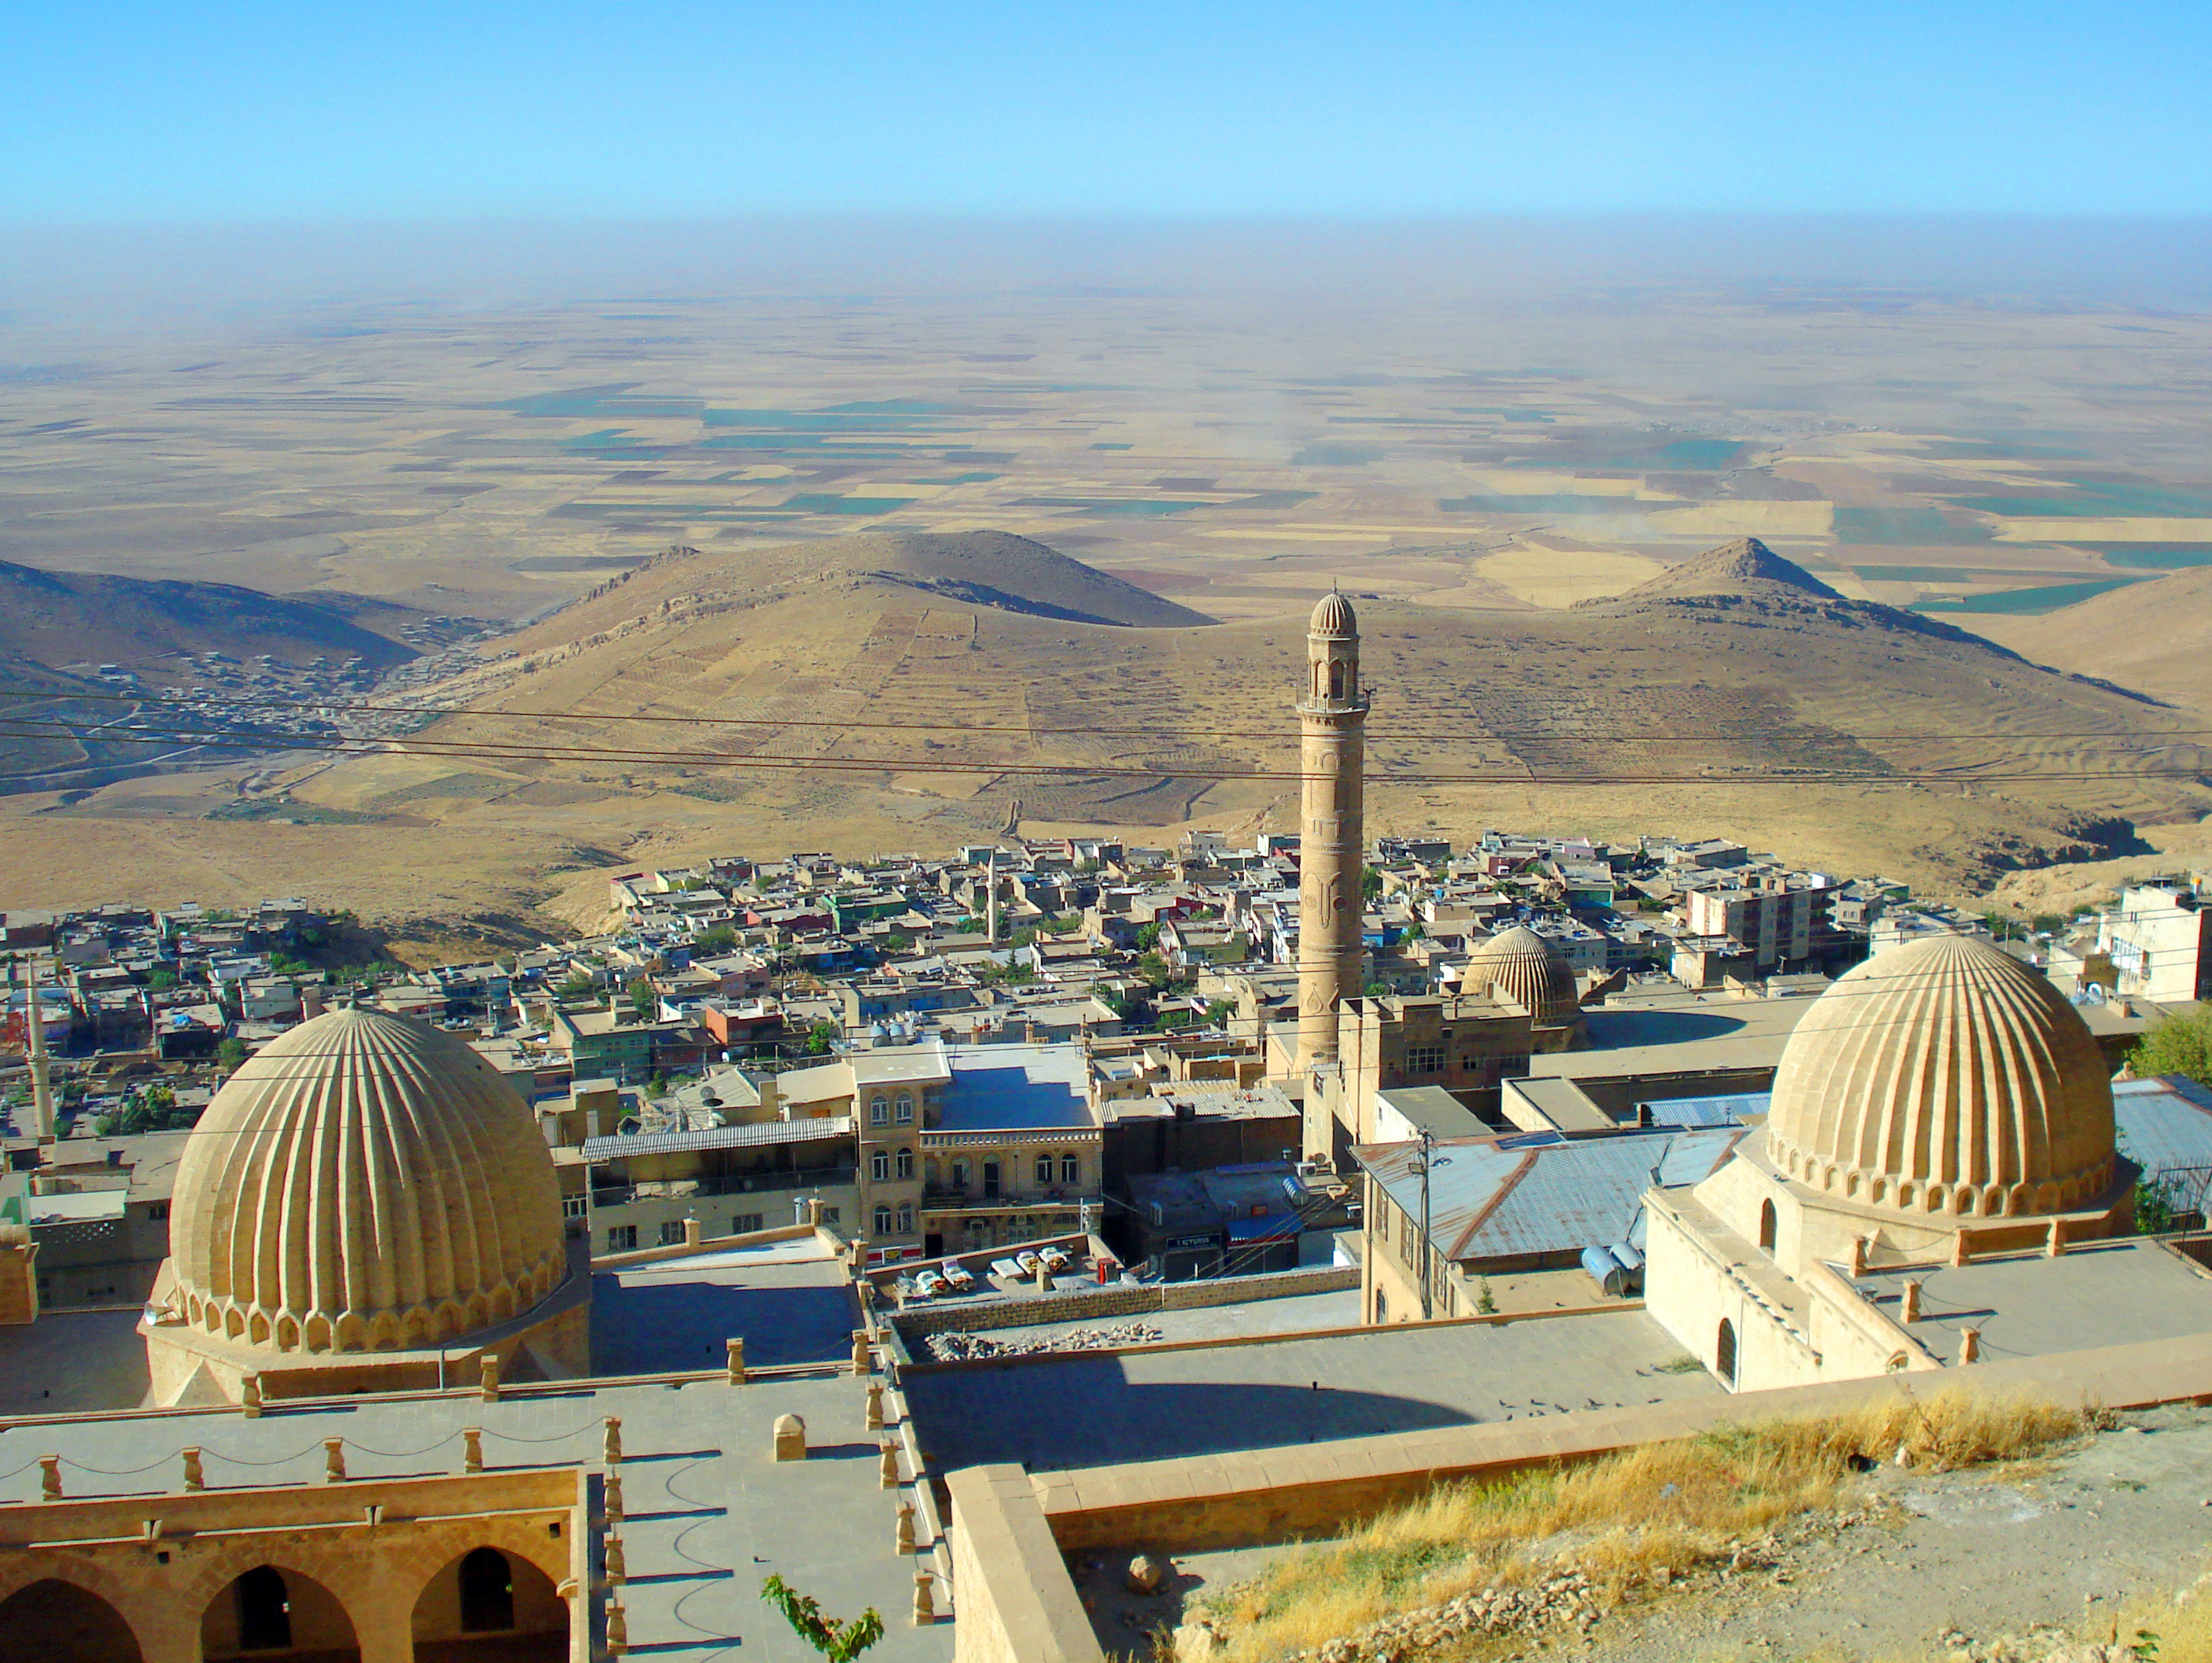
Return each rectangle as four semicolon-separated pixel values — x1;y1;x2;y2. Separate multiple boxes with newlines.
1911;577;2144;615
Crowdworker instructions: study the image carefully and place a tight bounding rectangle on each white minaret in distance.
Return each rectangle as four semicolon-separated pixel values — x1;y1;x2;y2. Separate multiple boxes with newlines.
1294;590;1368;1078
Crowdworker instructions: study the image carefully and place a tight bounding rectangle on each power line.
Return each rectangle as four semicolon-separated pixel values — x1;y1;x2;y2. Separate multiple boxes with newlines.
6;715;2212;789
5;682;2210;750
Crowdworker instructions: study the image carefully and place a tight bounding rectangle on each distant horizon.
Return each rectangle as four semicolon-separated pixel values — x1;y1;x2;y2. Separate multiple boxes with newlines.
7;212;2212;316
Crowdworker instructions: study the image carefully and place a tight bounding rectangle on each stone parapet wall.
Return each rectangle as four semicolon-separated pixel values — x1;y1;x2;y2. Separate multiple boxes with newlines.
946;1464;1105;1663
891;1264;1358;1340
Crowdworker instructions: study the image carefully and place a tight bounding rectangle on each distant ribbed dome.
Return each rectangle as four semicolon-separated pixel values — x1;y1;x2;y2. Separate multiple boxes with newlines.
1464;926;1579;1026
168;1006;567;1356
1764;934;2115;1218
1309;591;1357;637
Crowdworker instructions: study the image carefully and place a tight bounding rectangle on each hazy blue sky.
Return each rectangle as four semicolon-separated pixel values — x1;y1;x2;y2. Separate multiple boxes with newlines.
6;0;2209;221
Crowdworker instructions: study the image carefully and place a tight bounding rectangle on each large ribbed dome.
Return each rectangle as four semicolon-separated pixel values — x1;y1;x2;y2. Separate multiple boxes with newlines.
1309;591;1357;637
1764;934;2115;1218
1464;926;1579;1026
167;1006;567;1356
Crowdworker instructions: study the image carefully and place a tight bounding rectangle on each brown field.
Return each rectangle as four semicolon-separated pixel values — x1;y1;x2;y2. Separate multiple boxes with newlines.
2;282;2207;929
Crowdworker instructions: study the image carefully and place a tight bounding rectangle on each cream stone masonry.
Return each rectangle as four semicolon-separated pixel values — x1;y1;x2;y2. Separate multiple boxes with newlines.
1295;590;1368;1081
146;1006;576;1399
1764;934;2115;1218
1461;926;1583;1035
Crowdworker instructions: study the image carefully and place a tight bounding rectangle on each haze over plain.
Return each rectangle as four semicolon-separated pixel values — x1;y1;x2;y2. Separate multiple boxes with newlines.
2;2;2207;940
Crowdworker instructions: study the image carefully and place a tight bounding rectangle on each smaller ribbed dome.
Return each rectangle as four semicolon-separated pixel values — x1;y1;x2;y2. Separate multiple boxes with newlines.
1464;926;1579;1026
1309;591;1357;637
1764;934;2115;1218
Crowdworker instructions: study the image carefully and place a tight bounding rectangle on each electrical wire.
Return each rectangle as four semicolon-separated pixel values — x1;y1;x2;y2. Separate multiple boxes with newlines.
0;715;2206;789
5;682;2211;749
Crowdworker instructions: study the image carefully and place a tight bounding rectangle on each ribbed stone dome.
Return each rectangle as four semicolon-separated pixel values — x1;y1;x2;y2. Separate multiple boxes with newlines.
1464;926;1579;1026
1309;591;1357;637
168;1005;567;1356
1764;934;2115;1218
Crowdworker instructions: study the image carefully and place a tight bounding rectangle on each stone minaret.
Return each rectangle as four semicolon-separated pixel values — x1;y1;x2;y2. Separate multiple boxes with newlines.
1295;590;1368;1078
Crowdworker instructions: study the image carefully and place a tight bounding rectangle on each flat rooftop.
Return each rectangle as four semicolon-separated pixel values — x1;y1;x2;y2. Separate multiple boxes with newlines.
903;1306;1715;1473
1856;1240;2212;1366
0;1369;951;1663
591;1240;857;1375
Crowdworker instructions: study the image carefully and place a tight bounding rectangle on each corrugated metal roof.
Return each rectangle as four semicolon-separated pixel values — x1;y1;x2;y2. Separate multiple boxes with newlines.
1357;1127;1742;1263
582;1115;855;1161
1641;1092;1768;1128
2116;1077;2212;1188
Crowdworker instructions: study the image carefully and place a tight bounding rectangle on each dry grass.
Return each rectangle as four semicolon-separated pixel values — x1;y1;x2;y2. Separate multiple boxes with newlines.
1188;1393;2095;1663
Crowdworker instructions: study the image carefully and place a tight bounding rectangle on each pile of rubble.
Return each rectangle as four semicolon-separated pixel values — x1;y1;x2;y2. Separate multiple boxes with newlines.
1938;1631;2155;1663
926;1321;1164;1362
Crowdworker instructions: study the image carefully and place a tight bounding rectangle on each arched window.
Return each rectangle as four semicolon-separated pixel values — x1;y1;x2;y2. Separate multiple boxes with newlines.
0;1580;145;1663
870;1149;890;1181
896;1203;914;1232
1715;1318;1738;1388
459;1547;515;1633
896;1147;914;1179
236;1565;293;1651
870;1096;888;1125
895;1093;914;1124
1036;1155;1053;1186
1061;1153;1080;1184
1328;660;1346;699
873;1204;893;1236
1757;1199;1778;1252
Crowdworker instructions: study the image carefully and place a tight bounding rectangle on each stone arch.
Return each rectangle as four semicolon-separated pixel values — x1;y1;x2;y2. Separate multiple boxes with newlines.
434;1301;465;1340
0;1576;146;1663
275;1315;298;1352
201;1564;360;1662
489;1287;514;1324
305;1315;332;1353
1953;1188;1975;1216
335;1314;365;1351
1715;1318;1738;1388
465;1294;488;1332
1328;659;1346;699
1757;1199;1778;1252
1925;1184;1945;1214
248;1313;270;1346
224;1308;246;1340
186;1295;203;1326
369;1313;399;1351
403;1308;431;1348
406;1539;569;1663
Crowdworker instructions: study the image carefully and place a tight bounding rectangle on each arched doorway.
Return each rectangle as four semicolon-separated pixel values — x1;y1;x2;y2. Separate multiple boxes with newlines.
412;1547;567;1663
0;1578;144;1663
1757;1199;1778;1251
1715;1317;1738;1388
202;1565;360;1662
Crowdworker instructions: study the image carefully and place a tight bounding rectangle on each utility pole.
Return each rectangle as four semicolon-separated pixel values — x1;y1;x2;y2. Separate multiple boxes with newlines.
1409;1127;1450;1322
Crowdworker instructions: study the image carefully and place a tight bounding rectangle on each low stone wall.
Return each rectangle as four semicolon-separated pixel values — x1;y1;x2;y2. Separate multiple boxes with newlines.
592;1220;826;1272
945;1464;1106;1663
1031;1328;2212;1554
892;1263;1358;1340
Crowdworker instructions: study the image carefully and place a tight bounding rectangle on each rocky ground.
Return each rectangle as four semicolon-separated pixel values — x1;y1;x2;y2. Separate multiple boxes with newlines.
925;1321;1165;1362
1086;1404;2212;1663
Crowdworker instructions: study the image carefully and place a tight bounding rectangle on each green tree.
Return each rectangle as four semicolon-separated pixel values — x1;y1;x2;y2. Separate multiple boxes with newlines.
556;974;597;999
2129;1008;2212;1091
803;1021;840;1057
694;926;739;954
216;1037;249;1072
880;932;914;954
146;969;179;991
759;1575;884;1661
1135;921;1163;952
626;977;656;1020
1361;864;1384;900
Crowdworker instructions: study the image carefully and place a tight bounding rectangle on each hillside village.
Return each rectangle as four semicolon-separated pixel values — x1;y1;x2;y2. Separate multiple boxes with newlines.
6;824;2206;1313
